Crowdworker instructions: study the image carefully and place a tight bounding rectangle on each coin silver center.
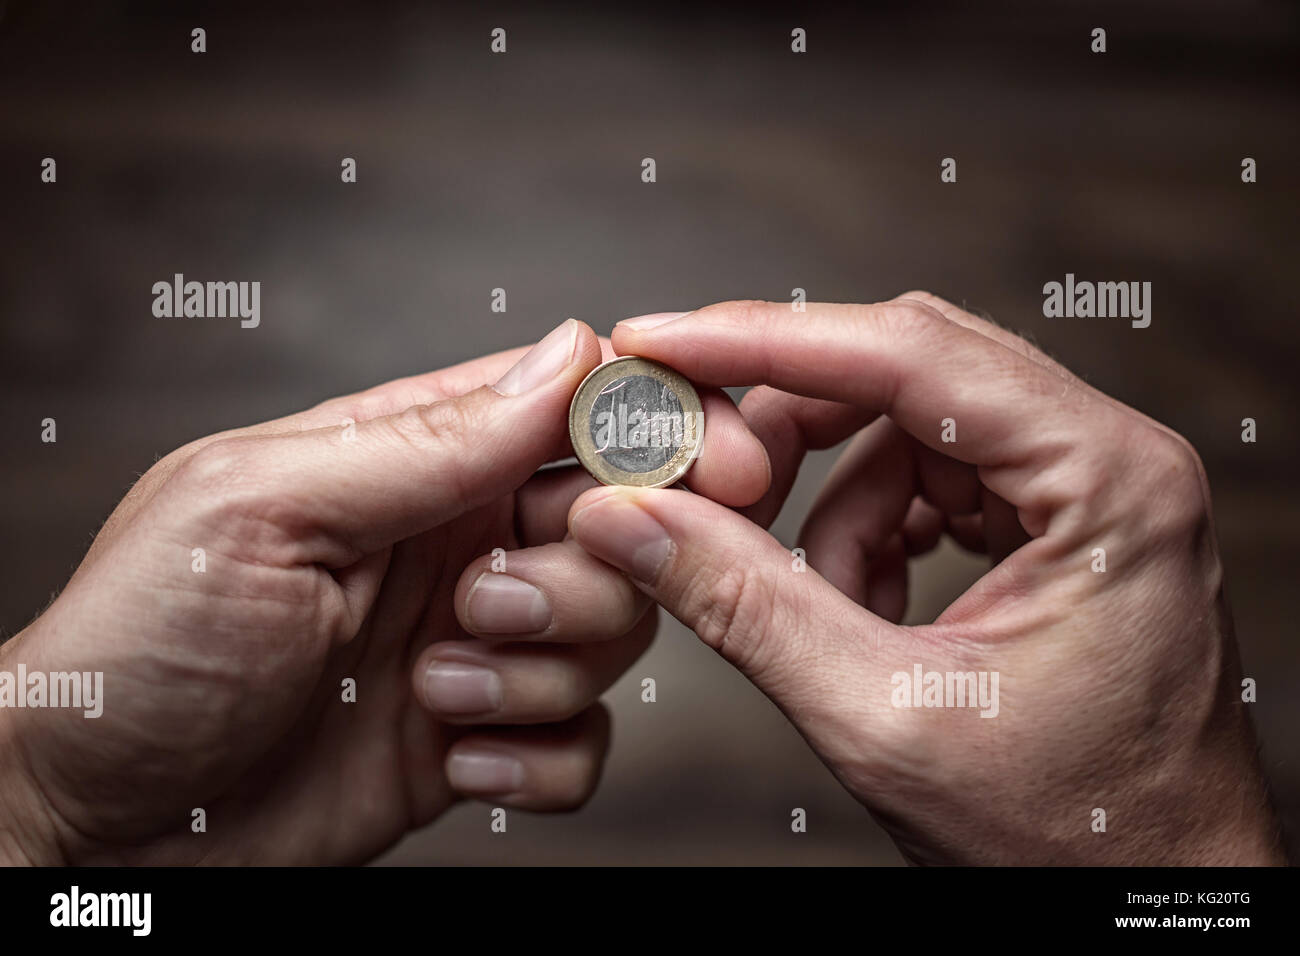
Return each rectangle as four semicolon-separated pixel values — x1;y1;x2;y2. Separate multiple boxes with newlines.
587;374;687;473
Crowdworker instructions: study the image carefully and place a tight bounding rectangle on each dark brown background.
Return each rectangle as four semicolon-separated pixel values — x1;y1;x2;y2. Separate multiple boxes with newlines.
1;0;1296;864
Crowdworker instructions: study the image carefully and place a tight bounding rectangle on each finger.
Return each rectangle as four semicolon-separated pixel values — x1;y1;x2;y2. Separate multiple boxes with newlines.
165;319;603;567
863;532;909;624
894;291;1075;381
414;611;655;724
445;704;611;811
511;389;773;550
946;512;987;554
679;388;771;507
275;334;610;433
735;385;983;533
453;539;651;642
796;420;916;607
725;304;1036;533
896;289;1216;509
735;386;872;528
614;300;1133;536
901;497;945;557
93;337;606;564
133;335;614;509
980;485;1032;563
515;465;598;547
913;441;981;516
303;346;533;425
568;485;898;716
152;346;537;480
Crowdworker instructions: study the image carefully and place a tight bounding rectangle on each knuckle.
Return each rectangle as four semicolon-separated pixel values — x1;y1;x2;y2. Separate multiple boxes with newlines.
172;437;255;500
398;396;481;487
683;560;776;671
895;289;943;310
1094;425;1209;540
1162;429;1208;482
418;395;486;455
421;396;486;484
1142;431;1210;532
167;438;290;555
407;396;479;449
706;299;775;327
874;299;946;337
344;389;393;425
1065;458;1113;514
125;439;209;504
720;297;774;314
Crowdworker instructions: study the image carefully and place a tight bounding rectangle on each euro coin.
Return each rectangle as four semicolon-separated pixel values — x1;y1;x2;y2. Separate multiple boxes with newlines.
568;356;705;488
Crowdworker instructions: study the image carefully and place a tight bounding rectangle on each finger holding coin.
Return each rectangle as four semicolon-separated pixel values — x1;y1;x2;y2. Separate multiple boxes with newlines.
680;388;771;506
568;356;769;506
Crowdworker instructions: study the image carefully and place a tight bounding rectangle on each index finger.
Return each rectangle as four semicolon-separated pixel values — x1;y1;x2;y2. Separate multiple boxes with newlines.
612;298;1133;531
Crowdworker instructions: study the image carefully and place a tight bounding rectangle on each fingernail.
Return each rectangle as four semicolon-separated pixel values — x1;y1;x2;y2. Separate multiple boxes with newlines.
617;311;691;331
465;573;552;634
571;492;672;583
493;319;577;396
448;751;525;796
422;663;503;715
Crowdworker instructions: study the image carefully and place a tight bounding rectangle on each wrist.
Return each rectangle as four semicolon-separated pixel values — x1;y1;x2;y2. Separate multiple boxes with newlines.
0;722;58;865
1197;722;1288;865
0;629;71;866
1202;800;1287;866
1143;736;1287;866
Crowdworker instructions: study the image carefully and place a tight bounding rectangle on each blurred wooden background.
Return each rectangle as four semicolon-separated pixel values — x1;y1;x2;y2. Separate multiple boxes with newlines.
1;0;1297;863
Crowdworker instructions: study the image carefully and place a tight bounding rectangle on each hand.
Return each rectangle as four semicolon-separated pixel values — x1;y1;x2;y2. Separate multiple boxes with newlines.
0;318;771;864
567;295;1284;865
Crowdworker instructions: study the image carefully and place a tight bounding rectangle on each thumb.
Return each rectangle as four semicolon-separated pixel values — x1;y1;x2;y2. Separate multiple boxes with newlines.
567;485;896;717
166;319;602;566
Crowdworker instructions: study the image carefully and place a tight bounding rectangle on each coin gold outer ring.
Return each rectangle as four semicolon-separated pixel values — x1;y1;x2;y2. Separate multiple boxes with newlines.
568;356;705;488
